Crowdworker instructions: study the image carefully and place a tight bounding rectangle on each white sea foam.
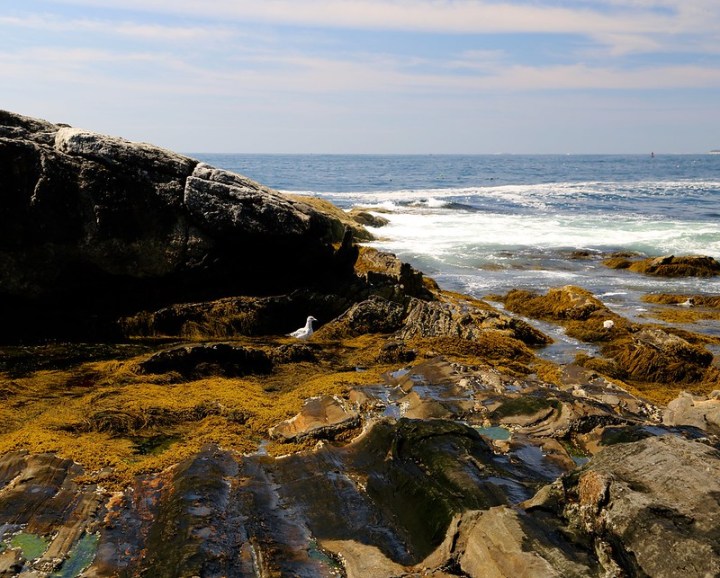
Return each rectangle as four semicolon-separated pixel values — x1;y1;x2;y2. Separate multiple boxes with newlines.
366;211;720;262
294;179;720;207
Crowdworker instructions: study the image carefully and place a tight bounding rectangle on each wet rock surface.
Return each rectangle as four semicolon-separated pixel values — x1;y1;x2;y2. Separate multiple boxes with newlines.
502;284;720;398
3;403;719;577
269;395;360;441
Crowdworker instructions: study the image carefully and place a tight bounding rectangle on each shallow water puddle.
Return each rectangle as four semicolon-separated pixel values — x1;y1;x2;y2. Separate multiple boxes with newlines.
485;299;602;364
307;539;343;575
50;532;99;578
9;532;49;561
474;426;512;441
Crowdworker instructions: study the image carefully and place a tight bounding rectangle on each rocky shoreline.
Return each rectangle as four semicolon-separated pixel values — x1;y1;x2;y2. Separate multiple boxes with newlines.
1;111;719;577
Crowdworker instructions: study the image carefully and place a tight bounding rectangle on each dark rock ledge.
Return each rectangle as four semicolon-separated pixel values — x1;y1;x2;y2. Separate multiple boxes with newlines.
0;110;358;342
1;111;719;578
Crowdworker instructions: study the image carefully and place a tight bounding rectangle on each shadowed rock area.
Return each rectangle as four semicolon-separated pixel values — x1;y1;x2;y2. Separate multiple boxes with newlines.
0;111;359;341
1;111;720;577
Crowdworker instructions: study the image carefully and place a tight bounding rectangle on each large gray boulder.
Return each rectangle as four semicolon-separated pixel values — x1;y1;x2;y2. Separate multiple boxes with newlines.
0;110;356;341
527;434;720;578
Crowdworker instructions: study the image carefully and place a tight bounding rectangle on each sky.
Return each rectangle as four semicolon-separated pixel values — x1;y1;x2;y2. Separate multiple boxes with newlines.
1;0;719;153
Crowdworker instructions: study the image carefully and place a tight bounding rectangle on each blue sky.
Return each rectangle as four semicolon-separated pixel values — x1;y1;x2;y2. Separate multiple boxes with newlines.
1;0;719;153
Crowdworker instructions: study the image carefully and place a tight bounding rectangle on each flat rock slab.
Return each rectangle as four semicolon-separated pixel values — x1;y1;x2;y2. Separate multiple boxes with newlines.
269;395;360;441
663;391;720;433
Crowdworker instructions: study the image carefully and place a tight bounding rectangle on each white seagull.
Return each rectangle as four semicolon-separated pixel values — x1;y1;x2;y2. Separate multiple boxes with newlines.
288;316;317;340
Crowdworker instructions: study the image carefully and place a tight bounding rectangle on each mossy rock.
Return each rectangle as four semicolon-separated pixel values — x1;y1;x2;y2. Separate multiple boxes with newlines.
489;396;557;420
285;194;374;241
602;328;713;385
348;419;505;561
504;286;606;322
603;257;633;270
606;255;720;277
642;293;720;308
599;426;654;447
138;343;273;379
347;208;390;228
574;353;625;379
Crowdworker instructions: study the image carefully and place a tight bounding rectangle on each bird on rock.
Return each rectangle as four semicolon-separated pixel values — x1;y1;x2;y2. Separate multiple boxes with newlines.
288;316;317;340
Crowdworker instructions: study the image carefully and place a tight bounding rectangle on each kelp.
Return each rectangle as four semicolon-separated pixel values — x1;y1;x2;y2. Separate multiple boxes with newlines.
604;255;720;277
640;293;720;324
0;339;389;487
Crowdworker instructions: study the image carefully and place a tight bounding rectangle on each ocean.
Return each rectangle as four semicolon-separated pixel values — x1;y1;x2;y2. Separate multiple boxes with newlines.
194;154;720;349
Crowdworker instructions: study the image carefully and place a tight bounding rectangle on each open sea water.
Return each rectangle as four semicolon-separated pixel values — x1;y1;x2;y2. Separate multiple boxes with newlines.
195;154;720;344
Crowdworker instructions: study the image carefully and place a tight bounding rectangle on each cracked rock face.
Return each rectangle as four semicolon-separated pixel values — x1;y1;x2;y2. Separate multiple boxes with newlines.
0;111;354;341
539;435;720;578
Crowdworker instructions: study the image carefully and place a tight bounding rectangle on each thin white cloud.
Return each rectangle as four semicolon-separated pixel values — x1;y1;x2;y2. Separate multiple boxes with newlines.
35;0;720;59
0;13;233;42
3;42;719;97
42;0;675;34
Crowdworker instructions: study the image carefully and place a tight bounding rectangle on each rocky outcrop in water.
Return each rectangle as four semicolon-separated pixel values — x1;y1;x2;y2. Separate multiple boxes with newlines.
604;254;720;277
502;285;720;393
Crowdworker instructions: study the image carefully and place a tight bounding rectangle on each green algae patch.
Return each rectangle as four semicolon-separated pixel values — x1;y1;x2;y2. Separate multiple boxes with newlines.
599;426;654;447
350;419;503;561
51;532;99;578
285;194;373;242
490;396;556;420
10;532;49;561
